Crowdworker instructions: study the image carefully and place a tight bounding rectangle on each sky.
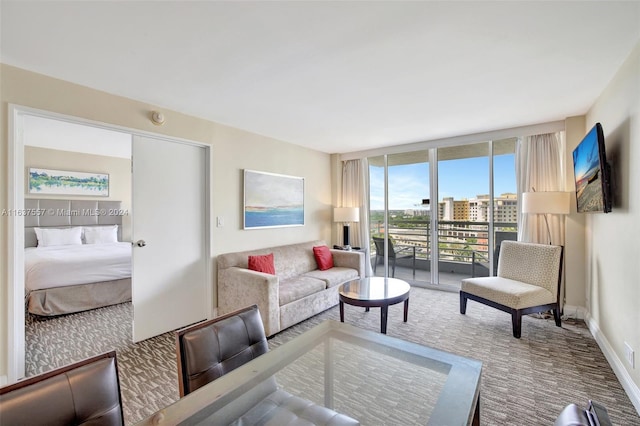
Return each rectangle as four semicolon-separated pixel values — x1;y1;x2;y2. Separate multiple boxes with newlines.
369;154;516;210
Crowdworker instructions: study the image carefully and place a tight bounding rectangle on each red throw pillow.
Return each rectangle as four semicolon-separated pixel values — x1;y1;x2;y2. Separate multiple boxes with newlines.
313;245;334;271
248;253;275;275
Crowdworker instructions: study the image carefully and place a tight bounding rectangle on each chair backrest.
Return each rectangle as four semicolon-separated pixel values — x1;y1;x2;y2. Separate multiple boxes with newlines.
498;241;563;295
0;351;124;426
175;304;268;397
372;236;397;258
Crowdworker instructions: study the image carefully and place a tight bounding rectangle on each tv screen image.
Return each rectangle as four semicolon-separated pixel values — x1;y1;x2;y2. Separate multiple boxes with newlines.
572;123;611;213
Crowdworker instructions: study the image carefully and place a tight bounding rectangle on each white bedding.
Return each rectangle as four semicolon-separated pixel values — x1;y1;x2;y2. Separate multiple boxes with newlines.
25;242;132;291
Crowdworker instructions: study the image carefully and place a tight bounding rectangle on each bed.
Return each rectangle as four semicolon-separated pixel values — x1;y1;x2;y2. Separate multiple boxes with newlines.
24;199;132;316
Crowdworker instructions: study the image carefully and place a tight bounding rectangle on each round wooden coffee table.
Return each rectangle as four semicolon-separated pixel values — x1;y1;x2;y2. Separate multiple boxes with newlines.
339;277;410;334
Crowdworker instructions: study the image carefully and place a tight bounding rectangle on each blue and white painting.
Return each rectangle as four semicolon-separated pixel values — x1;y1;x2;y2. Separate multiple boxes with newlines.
244;170;304;229
29;168;109;196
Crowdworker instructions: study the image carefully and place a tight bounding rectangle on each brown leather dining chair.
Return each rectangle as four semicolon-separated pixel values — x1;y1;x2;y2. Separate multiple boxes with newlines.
0;351;124;425
175;304;269;397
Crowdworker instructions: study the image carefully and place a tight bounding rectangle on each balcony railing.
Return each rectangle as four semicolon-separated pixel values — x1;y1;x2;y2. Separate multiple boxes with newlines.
370;220;517;277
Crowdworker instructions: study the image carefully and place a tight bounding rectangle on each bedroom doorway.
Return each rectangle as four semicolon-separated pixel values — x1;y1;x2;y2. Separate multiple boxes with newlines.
7;105;212;382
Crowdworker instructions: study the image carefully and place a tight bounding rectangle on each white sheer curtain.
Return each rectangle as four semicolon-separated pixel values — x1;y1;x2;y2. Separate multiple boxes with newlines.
516;132;566;311
342;159;373;276
516;132;566;245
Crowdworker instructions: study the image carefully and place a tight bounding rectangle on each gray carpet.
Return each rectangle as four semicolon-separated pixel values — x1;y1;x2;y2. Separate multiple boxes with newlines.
26;287;640;425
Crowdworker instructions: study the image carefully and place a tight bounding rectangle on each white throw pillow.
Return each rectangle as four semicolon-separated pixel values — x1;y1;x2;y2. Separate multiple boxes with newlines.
34;227;43;245
36;227;83;247
84;225;118;244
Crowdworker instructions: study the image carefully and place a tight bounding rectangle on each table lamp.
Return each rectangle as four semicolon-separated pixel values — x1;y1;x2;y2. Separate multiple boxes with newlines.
334;207;360;249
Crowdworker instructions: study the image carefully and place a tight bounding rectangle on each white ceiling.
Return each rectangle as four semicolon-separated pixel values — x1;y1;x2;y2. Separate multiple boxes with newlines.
2;1;639;154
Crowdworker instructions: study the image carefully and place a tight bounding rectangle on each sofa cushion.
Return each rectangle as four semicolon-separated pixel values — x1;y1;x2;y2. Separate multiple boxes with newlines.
249;253;276;275
313;245;334;270
279;276;326;306
461;276;555;310
230;388;360;426
304;267;359;289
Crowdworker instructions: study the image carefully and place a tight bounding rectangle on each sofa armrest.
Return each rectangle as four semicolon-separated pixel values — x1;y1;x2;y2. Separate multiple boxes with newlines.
331;250;365;278
218;267;280;336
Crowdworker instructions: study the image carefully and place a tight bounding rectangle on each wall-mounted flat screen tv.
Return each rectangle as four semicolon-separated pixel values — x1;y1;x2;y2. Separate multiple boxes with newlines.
572;123;612;213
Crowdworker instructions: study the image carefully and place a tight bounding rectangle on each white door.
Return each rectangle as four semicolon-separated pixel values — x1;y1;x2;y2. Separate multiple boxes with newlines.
131;135;209;342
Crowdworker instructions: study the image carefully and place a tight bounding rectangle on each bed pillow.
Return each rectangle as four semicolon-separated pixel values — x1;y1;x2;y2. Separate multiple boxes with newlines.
248;253;276;275
84;225;119;244
313;245;334;271
35;227;83;247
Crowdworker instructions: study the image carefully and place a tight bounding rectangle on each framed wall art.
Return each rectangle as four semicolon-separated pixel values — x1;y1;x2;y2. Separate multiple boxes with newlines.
28;168;109;196
244;169;304;229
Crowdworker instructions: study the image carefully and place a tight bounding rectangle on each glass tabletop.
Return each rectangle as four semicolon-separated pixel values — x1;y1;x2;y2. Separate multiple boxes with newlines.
339;277;410;302
136;320;482;426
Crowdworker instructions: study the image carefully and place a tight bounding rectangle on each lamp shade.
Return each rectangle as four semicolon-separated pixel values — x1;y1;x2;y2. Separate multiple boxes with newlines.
333;207;360;223
521;192;571;214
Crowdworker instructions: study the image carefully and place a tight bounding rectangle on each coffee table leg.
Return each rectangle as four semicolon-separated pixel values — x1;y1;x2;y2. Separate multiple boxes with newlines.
404;298;409;322
381;305;388;334
365;307;370;312
339;301;344;323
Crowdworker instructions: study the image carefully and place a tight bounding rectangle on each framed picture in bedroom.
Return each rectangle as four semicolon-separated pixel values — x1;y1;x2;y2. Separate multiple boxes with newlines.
28;168;109;196
243;169;304;229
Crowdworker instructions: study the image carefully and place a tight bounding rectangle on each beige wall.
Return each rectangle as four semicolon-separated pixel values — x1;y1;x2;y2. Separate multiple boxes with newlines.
584;41;640;405
0;64;333;381
24;146;133;241
563;116;587;311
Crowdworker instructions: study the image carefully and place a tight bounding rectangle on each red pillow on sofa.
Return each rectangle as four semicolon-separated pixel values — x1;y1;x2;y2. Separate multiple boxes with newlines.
313;245;334;271
248;253;275;275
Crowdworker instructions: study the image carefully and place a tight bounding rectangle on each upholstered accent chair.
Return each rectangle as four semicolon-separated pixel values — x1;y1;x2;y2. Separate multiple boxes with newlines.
0;351;124;425
460;240;564;338
175;304;268;397
372;236;416;278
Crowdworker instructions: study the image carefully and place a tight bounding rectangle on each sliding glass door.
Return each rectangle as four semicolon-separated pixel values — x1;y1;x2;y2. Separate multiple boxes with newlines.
437;143;490;285
369;152;431;283
491;138;518;274
367;139;518;287
436;140;518;284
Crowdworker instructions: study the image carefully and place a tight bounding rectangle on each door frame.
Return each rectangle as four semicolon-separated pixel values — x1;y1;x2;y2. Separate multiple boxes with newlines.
7;104;213;382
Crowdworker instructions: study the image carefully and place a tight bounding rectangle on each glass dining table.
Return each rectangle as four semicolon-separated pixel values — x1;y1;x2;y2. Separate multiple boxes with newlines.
136;320;482;426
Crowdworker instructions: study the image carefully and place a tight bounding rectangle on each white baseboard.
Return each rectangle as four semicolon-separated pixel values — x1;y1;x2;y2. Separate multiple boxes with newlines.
585;311;640;415
562;304;587;320
0;375;7;386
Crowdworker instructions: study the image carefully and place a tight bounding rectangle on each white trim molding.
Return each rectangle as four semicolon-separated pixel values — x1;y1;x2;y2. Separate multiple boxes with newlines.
8;104;26;382
586;311;640;415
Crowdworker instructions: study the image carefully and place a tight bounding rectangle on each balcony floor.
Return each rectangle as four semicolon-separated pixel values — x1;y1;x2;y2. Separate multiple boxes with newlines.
371;264;468;290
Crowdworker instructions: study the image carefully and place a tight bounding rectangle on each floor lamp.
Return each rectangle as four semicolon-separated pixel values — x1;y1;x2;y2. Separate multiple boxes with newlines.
334;207;360;250
521;191;570;245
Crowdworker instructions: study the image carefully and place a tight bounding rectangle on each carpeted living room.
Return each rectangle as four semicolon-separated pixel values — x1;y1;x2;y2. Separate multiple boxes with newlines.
25;290;639;425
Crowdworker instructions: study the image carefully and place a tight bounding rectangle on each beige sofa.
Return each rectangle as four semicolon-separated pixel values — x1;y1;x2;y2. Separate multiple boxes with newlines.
217;240;365;336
